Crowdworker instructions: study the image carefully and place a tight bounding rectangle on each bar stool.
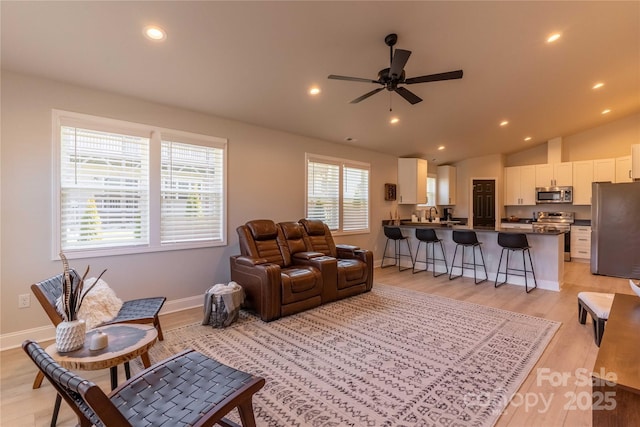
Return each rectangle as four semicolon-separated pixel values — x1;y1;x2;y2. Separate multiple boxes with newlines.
494;232;537;293
449;230;487;284
412;228;448;276
381;226;413;271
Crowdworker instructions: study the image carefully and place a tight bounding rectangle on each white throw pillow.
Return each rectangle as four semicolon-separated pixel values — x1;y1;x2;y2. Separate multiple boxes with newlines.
56;278;123;329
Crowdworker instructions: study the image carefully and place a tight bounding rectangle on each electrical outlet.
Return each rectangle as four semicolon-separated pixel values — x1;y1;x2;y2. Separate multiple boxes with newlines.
18;293;30;308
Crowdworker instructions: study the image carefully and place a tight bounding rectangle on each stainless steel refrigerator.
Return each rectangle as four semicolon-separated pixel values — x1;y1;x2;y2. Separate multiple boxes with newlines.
591;181;640;278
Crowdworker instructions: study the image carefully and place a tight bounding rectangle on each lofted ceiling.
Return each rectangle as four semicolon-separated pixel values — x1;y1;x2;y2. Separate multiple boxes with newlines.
2;1;639;165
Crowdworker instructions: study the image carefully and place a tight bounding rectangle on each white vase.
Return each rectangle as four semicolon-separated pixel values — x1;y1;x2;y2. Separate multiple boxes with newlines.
56;319;86;353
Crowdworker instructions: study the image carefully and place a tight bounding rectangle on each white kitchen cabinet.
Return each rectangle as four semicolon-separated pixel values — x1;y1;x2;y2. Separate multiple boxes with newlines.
571;225;591;261
398;158;427;204
593;158;615;182
615;156;632;183
504;165;536;205
437;165;456;205
572;160;593;205
632;144;640;180
535;162;573;187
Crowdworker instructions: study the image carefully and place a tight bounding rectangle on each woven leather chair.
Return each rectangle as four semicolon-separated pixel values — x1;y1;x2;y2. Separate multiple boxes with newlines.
30;270;166;388
230;219;324;321
23;339;265;427
298;219;373;302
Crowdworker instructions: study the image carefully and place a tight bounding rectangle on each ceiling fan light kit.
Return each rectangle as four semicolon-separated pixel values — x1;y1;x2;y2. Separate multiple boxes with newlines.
328;33;463;105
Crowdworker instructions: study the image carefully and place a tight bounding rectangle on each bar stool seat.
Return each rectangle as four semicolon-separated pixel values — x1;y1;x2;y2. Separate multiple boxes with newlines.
494;232;537;293
449;230;487;284
577;292;614;346
381;226;413;271
412;228;448;276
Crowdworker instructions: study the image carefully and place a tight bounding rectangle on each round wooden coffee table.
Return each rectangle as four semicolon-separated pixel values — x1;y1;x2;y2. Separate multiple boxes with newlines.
45;324;157;426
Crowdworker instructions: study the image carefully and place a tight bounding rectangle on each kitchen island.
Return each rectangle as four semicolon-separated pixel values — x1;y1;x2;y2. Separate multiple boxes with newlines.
385;223;564;291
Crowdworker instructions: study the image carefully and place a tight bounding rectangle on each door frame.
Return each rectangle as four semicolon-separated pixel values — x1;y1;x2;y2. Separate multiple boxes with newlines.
468;176;501;229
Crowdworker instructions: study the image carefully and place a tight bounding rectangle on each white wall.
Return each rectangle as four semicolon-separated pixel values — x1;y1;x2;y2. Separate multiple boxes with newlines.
0;71;398;337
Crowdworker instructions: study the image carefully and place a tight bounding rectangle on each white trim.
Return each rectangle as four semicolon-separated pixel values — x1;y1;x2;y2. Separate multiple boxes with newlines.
0;295;204;351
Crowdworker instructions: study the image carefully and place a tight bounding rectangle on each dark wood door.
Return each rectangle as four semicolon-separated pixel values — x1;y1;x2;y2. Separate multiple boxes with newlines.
473;180;495;228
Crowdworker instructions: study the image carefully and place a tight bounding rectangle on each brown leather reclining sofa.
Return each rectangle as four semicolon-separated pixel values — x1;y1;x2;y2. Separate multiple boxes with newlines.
230;219;373;321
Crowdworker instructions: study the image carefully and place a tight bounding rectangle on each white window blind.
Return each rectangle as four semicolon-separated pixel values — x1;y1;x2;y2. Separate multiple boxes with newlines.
426;176;436;207
306;154;370;233
161;140;224;244
343;166;369;231
307;161;340;229
60;126;150;250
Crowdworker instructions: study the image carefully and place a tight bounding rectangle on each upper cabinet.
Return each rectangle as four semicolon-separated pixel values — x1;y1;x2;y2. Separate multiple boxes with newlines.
593;158;616;182
398;158;427;204
504;165;536;205
535;162;573;187
615;156;632;183
572;160;593;205
437;165;457;205
632;144;640;180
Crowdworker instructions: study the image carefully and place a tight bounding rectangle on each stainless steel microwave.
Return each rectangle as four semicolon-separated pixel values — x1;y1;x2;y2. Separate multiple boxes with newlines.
535;186;573;204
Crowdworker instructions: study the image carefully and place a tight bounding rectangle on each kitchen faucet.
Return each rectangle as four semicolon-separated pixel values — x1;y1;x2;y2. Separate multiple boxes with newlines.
428;207;438;222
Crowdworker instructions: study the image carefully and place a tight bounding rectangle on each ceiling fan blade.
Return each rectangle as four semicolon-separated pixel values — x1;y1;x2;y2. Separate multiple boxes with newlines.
328;74;379;84
350;87;384;104
394;87;422;105
390;49;411;78
405;70;464;85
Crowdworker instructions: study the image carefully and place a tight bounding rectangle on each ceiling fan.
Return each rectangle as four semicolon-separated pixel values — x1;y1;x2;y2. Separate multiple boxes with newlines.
328;33;463;105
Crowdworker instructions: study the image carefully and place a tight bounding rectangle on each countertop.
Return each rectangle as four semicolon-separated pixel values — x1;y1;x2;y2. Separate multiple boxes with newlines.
388;222;565;235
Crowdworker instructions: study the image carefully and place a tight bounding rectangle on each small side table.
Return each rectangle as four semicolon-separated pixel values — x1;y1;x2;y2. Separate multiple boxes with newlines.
45;324;157;426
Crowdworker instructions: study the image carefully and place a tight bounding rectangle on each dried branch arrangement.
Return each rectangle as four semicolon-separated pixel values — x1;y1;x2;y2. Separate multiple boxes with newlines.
59;252;107;322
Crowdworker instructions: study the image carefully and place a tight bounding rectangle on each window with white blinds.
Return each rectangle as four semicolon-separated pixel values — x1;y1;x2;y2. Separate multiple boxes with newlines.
60;127;150;250
160;140;224;244
306;154;370;234
54;110;227;258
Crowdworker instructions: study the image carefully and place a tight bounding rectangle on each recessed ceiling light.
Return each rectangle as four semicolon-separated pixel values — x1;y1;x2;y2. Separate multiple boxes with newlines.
601;109;611;115
500;120;509;127
390;117;400;124
524;136;532;141
592;82;604;90
546;33;561;43
144;26;166;41
308;87;321;96
437;145;445;151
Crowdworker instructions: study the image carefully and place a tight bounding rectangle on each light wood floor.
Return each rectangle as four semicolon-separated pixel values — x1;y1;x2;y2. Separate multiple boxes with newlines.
1;261;632;426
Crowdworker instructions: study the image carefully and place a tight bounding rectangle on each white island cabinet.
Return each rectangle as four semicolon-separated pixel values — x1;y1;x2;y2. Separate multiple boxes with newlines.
390;224;565;291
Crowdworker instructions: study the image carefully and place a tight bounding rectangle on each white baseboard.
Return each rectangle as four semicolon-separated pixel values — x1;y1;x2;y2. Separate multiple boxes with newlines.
0;295;203;351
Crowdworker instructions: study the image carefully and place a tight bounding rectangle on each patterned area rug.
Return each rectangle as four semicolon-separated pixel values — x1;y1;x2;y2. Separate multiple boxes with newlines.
139;284;560;426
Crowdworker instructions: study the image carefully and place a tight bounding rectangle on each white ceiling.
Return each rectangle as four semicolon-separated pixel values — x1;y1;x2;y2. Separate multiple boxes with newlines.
2;1;639;164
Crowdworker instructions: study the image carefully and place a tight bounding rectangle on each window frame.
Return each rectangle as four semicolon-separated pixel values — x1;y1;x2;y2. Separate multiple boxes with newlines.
52;110;227;260
417;173;438;208
305;153;370;236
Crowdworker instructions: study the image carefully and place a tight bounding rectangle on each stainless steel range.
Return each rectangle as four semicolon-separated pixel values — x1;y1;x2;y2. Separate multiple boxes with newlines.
533;211;574;261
